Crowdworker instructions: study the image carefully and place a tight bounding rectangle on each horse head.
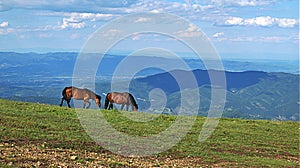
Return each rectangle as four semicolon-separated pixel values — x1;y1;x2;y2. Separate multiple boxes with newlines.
95;95;101;107
133;104;138;111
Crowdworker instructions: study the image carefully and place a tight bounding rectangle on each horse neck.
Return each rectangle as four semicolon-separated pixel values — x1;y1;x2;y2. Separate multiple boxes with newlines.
90;93;97;100
128;94;136;104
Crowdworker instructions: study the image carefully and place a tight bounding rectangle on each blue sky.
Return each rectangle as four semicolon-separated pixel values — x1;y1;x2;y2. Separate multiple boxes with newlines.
0;0;298;60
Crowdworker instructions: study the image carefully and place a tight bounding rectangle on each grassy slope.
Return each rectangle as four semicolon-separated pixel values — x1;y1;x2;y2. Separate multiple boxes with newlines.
0;99;298;167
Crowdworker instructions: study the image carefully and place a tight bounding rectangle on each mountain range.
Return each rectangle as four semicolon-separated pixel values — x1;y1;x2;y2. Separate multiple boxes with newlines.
135;69;299;120
0;52;298;121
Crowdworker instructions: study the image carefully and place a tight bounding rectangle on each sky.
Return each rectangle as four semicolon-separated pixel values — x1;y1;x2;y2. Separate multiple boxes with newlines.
0;0;298;60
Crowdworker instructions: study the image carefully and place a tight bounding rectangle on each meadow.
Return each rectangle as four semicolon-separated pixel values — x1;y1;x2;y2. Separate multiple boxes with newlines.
0;99;298;167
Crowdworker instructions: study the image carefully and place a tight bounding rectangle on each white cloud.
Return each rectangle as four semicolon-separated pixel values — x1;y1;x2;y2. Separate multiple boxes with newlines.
224;17;244;25
105;29;122;36
0;21;8;27
212;34;293;43
58;12;115;29
99;28;122;39
219;16;298;28
0;0;139;12
212;32;226;42
0;28;14;35
0;0;298;40
126;0;196;16
67;13;115;21
1;1;288;30
131;32;140;40
60;17;85;29
211;0;275;7
135;17;152;23
245;16;274;26
259;36;288;42
0;22;12;35
213;32;224;38
149;9;162;14
275;18;298;28
174;24;203;38
186;23;198;32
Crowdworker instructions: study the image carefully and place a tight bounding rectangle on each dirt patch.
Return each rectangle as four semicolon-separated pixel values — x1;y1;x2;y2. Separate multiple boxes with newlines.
0;142;207;167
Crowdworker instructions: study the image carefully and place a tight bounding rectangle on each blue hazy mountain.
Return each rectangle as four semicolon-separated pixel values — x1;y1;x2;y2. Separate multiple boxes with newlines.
136;69;271;93
0;52;298;121
135;69;298;120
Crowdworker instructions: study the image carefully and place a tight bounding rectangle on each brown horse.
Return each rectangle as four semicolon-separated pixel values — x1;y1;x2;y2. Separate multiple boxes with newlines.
104;92;138;111
59;86;101;109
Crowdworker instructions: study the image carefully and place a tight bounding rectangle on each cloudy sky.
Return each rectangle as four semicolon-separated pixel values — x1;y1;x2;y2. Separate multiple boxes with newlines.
0;0;298;60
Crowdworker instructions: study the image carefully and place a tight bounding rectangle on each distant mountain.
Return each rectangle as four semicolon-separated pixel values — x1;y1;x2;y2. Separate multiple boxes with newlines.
135;69;299;121
0;52;299;121
136;69;271;93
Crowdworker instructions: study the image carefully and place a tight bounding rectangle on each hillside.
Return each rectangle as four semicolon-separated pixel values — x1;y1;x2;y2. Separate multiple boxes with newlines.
136;69;299;120
0;99;298;167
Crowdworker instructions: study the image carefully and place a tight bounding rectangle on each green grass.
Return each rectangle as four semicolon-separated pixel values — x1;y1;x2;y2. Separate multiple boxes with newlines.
0;99;298;167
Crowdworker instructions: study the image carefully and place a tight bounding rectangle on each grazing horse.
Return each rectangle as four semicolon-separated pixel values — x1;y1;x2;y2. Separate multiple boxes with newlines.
59;86;101;109
104;92;138;111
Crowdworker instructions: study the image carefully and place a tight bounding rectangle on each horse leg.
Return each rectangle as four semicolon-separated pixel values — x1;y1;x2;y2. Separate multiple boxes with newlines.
59;98;64;107
120;104;124;111
83;98;89;109
109;103;113;110
86;101;91;109
83;101;90;109
126;104;129;111
67;100;71;108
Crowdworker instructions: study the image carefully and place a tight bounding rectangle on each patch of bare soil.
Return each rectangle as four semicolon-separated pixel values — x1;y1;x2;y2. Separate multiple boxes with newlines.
0;142;206;167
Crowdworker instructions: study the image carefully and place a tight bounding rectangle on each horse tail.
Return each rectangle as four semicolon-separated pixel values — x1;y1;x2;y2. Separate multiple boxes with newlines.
128;93;138;110
104;93;110;109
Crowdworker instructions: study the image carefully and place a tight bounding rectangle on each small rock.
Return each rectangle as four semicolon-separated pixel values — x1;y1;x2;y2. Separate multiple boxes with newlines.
37;161;41;166
70;155;78;160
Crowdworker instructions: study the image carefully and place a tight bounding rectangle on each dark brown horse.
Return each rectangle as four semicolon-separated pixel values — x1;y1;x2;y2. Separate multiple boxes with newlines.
59;86;101;109
104;92;138;111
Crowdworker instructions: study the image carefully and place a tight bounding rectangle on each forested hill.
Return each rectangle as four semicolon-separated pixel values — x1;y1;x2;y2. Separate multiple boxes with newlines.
137;69;272;93
136;69;299;120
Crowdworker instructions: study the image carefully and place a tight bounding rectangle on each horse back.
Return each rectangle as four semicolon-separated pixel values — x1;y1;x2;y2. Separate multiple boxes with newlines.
110;92;132;104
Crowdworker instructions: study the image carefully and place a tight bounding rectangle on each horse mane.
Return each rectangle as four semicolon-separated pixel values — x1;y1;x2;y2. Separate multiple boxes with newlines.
128;93;138;109
83;88;93;93
95;94;101;100
83;88;101;100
